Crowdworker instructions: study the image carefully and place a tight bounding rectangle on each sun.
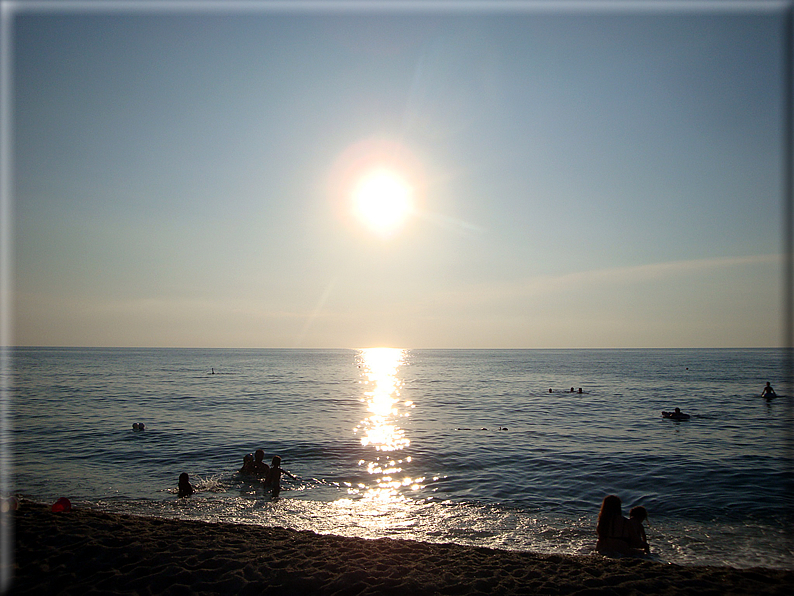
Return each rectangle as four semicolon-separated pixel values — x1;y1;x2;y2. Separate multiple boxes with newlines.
351;169;414;237
328;138;425;238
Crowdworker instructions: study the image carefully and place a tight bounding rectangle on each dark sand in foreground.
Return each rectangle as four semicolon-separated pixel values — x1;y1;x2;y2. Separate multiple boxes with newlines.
5;500;794;595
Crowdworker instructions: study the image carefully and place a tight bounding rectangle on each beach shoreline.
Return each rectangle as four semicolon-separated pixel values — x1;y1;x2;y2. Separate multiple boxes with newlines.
5;500;793;595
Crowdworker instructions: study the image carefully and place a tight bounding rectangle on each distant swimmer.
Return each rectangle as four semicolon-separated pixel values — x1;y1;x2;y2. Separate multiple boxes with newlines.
662;407;690;421
132;422;145;431
211;368;215;375
578;388;583;394
761;382;777;399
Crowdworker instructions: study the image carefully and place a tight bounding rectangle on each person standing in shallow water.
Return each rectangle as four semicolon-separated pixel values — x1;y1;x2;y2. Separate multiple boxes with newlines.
253;449;270;478
263;455;296;498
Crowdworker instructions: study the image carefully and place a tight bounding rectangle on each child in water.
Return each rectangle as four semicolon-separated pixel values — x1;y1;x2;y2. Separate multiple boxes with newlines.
239;453;255;475
263;455;296;498
178;472;194;498
629;506;650;554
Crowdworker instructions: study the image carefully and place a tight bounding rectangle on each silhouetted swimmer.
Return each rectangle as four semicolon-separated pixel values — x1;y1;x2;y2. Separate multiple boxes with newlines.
253;449;270;477
263;455;296;498
211;368;215;375
762;382;777;399
178;473;194;498
578;388;583;394
132;422;145;431
662;407;690;420
549;388;553;393
239;453;255;475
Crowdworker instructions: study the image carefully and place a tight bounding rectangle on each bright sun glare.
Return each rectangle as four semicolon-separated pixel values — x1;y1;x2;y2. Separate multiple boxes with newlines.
352;169;413;237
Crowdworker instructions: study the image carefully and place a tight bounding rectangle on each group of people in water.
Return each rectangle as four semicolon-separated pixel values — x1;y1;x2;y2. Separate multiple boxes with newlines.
661;382;778;420
177;449;295;499
596;494;650;557
238;449;296;498
171;378;782;559
598;382;777;558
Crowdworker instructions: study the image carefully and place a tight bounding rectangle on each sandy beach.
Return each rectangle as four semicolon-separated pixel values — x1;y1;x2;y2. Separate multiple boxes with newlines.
4;500;793;595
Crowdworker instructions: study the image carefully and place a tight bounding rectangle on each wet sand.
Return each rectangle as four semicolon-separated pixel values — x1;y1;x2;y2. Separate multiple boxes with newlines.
7;500;794;595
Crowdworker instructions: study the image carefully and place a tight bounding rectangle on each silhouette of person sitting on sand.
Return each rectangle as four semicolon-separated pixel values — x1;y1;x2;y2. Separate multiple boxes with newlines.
178;472;194;498
263;455;296;498
628;506;650;554
596;495;644;556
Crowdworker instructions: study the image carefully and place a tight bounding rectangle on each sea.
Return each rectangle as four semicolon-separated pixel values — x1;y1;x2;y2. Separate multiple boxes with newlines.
5;347;793;569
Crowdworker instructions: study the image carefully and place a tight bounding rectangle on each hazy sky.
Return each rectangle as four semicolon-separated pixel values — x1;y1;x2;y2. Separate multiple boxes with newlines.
7;1;790;348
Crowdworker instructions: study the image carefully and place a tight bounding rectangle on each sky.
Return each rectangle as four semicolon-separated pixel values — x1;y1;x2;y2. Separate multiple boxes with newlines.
5;0;791;349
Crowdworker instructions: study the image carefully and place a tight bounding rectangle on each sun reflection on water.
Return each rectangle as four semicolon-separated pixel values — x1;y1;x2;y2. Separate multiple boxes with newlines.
351;348;422;507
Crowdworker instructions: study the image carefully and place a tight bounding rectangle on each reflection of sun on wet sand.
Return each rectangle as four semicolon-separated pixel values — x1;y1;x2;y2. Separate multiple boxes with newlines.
12;500;794;595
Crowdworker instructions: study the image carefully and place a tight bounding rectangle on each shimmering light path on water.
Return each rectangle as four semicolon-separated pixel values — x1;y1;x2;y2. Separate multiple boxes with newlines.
9;348;793;568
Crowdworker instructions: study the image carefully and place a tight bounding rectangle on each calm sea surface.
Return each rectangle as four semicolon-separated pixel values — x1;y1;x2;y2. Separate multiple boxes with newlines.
6;347;793;568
